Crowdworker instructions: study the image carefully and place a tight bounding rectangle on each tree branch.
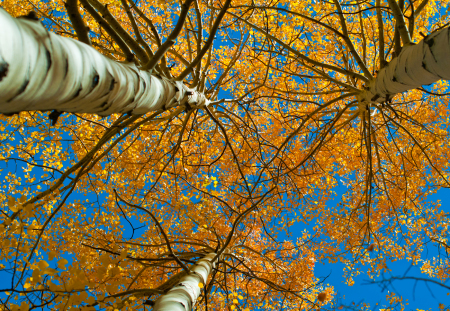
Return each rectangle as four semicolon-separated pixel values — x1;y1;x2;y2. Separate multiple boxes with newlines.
388;0;412;45
79;0;134;61
87;0;149;63
64;0;91;45
176;0;232;81
113;190;191;273
142;0;195;71
332;0;373;80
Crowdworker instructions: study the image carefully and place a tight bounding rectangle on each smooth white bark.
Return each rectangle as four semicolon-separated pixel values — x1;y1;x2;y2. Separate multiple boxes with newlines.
153;253;217;311
360;27;450;103
0;9;209;116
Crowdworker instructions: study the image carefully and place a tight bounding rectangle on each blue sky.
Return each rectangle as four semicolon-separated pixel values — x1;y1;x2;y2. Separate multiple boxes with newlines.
2;1;450;310
305;187;450;310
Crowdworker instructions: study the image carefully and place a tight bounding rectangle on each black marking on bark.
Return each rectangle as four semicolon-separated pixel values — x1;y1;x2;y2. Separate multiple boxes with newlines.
63;57;69;79
100;99;114;112
45;49;52;72
425;37;435;48
17;79;29;96
72;87;82;99
371;94;380;101
8;79;30;102
101;104;113;112
49;110;62;126
3;112;19;117
92;73;100;89
18;11;39;20
143;300;154;306
393;76;397;82
425;37;439;64
174;86;179;92
0;62;8;82
109;78;115;91
126;54;135;62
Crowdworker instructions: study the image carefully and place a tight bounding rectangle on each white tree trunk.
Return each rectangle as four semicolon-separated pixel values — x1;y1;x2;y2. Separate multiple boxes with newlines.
0;9;209;116
153;253;217;311
359;27;450;103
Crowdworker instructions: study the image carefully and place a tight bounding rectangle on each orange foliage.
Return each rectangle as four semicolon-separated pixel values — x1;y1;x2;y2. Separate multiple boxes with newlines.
1;0;450;310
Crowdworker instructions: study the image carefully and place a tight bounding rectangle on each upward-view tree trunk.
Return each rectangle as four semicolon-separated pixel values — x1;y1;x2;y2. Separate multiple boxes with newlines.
152;253;218;311
359;26;450;103
2;6;450;119
2;0;450;309
0;8;209;116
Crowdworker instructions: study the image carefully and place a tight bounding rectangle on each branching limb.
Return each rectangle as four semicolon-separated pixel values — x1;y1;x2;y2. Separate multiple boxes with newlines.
114;190;191;273
376;0;386;68
119;0;154;59
64;0;91;45
387;0;412;45
228;11;369;83
79;0;135;61
415;0;429;17
407;0;415;38
142;0;195;71
176;0;232;81
87;0;150;63
332;0;373;80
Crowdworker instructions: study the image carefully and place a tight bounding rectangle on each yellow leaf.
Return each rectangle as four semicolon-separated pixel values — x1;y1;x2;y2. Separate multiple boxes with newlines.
198;282;204;288
20;301;29;311
8;196;15;207
23;204;33;215
19;195;26;204
37;260;49;271
58;258;68;270
231;306;235;310
48;251;57;261
42;268;57;276
100;254;110;266
10;204;22;213
109;266;120;277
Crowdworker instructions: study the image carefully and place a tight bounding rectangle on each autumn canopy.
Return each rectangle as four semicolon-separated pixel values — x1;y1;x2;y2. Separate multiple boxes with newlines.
0;0;449;309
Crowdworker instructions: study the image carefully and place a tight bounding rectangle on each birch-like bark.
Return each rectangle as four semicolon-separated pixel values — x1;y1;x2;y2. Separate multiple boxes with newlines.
0;9;209;116
359;26;450;103
153;252;217;311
